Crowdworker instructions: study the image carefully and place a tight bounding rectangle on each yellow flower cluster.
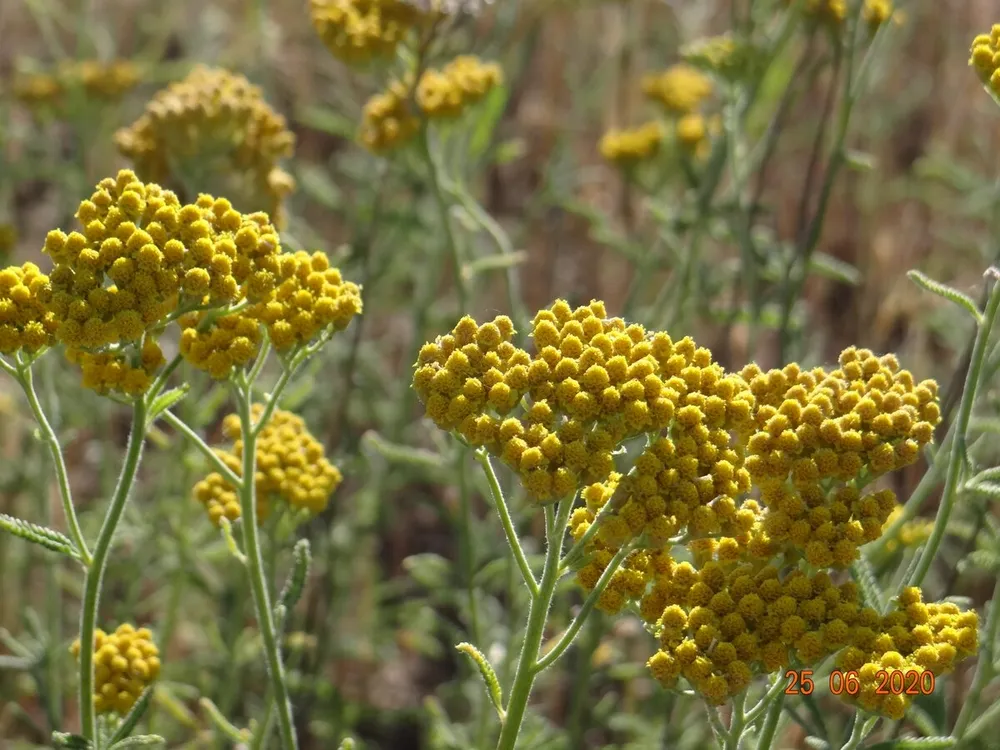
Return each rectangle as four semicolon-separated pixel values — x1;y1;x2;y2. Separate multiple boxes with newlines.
599;122;663;167
249;250;363;350
310;0;423;64
0;262;57;355
642;65;713;116
971;26;1000;95
12;60;139;111
114;66;295;224
836;587;978;719
681;35;742;78
787;0;847;26
880;505;934;555
178;310;263;380
66;340;165;397
193;406;342;525
70;623;161;715
863;0;894;32
417;56;503;119
740;348;939;568
360;56;503;153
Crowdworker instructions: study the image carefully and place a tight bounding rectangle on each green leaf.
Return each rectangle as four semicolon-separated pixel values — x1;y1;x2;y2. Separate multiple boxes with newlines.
147;385;189;424
52;732;94;749
803;739;830;750
337;739;357;750
295;105;356;140
455;642;504;721
808;252;862;286
107;736;166;749
107;687;154;746
465;250;528;278
277;538;312;616
961;549;1000;574
467;83;509;164
0;513;79;560
907;270;984;325
402;553;451;590
360;431;445;470
844;149;877;172
851;556;886;612
493;138;526;165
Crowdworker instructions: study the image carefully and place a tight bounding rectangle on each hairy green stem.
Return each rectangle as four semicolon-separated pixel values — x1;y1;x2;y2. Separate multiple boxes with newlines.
534;543;631;672
476;450;538;597
234;385;298;750
15;362;91;565
724;692;747;750
159;409;242;487
908;271;1000;588
753;688;785;749
421;126;468;312
78;399;147;740
495;500;573;750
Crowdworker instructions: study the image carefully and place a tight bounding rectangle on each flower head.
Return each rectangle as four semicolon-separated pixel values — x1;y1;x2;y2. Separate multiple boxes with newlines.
71;624;160;715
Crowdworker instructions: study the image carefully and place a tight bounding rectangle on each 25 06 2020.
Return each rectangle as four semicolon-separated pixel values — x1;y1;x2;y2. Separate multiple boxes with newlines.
784;669;936;697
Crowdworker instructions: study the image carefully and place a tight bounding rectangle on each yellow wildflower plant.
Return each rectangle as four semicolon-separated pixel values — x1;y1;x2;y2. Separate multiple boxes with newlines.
880;505;934;555
12;72;64;110
360;76;422;153
114;66;296;226
786;0;847;27
310;0;425;65
416;299;979;720
0;262;58;356
60;59;141;101
70;624;161;715
417;56;503;120
971;26;1000;96
641;65;713;116
599;122;664;167
193;406;343;525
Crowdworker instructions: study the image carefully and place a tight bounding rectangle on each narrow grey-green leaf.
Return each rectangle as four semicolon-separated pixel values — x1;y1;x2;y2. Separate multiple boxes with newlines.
455;642;504;721
851;556;886;612
907;270;984;325
147;385;189;424
278;538;312;615
0;513;79;559
965;480;1000;498
808;252;862;286
52;732;93;749
107;687;154;745
108;735;166;749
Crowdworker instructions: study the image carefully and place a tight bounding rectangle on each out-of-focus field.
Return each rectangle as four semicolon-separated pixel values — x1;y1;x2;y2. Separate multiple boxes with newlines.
2;1;1000;748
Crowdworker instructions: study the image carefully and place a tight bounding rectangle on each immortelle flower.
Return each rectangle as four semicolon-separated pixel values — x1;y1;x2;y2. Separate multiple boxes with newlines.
309;0;425;64
70;624;161;715
193;406;343;525
0;262;58;355
599;122;664;167
415;299;978;718
359;56;503;153
970;25;1000;96
42;169;284;395
641;65;713;116
114;66;296;227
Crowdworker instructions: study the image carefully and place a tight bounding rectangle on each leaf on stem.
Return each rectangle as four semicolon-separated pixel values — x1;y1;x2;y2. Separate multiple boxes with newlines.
51;733;94;749
277;538;312;614
455;642;505;721
107;687;155;746
0;513;80;560
107;736;167;749
907;270;984;325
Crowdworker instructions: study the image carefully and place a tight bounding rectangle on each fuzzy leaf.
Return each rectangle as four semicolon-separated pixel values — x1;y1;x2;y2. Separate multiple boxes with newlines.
803;739;830;750
808;252;862;286
907;270;984;325
402;553;451;590
52;733;94;749
278;538;312;615
107;687;154;746
0;513;79;559
961;549;1000;574
456;642;504;721
851;556;886;612
107;736;166;749
147;386;189;425
966;480;1000;498
337;740;357;750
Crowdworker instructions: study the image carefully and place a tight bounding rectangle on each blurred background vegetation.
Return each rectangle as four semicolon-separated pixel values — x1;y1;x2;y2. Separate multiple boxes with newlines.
2;0;1000;748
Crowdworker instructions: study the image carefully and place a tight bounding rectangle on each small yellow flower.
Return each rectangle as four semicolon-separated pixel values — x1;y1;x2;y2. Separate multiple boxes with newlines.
71;624;160;715
642;65;713;115
599;122;663;167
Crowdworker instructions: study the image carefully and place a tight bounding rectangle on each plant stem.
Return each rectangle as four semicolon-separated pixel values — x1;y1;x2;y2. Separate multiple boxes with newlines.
159;409;242;487
235;385;298;750
421;126;468;312
495;500;572;750
754;689;785;749
908;270;1000;588
16;363;91;566
953;577;1000;737
477;450;538;596
78;398;147;740
724;692;747;750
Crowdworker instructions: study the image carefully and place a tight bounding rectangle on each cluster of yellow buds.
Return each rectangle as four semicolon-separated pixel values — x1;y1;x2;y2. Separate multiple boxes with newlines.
310;0;424;65
837;587;978;719
417;56;503;119
70;624;161;715
880;505;934;555
681;35;743;78
36;169;360;395
0;262;57;355
360;55;503;153
642;65;712;116
12;59;139;111
598;122;663;167
786;0;847;27
193;406;342;525
862;0;895;32
114;66;295;225
415;299;978;716
971;26;1000;95
741;348;939;568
